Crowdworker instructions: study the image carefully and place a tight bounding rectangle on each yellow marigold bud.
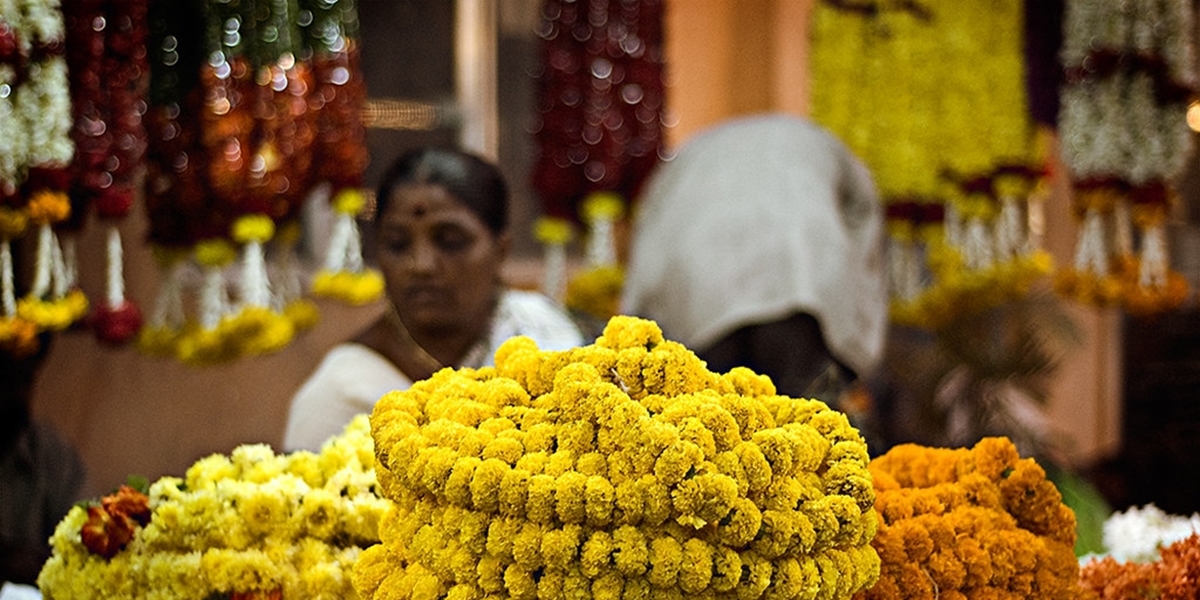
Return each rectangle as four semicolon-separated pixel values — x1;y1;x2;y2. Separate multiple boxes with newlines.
194;238;238;267
533;216;575;245
26;190;70;224
582;191;625;223
231;214;276;244
332;188;367;215
0;207;28;239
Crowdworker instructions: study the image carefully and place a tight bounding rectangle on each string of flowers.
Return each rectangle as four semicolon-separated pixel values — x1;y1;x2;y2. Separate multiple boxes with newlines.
300;0;378;308
1056;0;1196;315
858;437;1085;599
531;0;665;304
565;192;625;322
534;215;574;303
355;315;881;600
61;0;150;345
809;1;1047;330
38;414;389;600
139;0;369;364
12;0;89;333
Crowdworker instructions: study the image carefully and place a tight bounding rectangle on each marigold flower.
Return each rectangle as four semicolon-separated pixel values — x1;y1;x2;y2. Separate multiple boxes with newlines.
358;316;879;600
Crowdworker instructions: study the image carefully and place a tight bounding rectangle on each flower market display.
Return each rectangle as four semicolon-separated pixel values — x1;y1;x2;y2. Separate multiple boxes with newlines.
355;315;882;600
37;414;388;600
860;437;1086;599
0;0;373;366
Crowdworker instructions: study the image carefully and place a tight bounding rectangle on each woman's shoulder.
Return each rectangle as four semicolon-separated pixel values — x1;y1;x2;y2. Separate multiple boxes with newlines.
494;289;585;350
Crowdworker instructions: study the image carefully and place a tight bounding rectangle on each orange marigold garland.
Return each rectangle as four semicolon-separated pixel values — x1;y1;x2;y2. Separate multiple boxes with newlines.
1080;534;1200;600
857;437;1086;599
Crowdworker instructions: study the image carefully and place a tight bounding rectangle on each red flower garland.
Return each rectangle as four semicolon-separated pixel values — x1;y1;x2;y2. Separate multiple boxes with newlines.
531;0;666;223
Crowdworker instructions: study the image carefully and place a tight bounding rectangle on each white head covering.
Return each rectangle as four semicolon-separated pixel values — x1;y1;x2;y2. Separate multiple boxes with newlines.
620;113;887;377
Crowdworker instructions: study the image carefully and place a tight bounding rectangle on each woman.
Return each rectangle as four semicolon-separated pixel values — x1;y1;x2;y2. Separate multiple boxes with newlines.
283;148;584;451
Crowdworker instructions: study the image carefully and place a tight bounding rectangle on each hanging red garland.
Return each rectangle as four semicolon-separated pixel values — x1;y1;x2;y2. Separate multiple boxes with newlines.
61;0;150;344
530;0;666;224
304;0;369;199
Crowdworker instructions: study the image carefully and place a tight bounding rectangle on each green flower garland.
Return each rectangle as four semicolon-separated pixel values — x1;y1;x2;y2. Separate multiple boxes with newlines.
356;316;880;600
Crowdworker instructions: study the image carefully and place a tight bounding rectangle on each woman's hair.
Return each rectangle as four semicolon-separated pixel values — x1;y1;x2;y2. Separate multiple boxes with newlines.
373;147;510;235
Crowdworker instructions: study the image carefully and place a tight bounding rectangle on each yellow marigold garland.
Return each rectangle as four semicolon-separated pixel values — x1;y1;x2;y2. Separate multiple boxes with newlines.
811;2;1044;330
857;437;1085;599
38;414;388;600
356;315;881;600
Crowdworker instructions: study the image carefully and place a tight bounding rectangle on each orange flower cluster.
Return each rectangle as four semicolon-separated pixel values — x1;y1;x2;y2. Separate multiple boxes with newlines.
856;437;1086;599
1080;534;1200;600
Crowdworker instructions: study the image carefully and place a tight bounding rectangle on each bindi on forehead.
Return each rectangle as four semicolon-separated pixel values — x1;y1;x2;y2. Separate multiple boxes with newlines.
406;200;428;218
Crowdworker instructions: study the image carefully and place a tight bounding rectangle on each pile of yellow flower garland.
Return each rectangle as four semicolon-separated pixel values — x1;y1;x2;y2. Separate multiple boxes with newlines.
38;415;388;600
859;437;1085;599
355;316;881;600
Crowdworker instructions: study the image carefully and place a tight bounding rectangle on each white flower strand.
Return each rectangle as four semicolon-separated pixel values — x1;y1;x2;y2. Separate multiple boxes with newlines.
1;239;14;317
59;234;76;290
0;63;24;189
585;214;616;268
942;202;963;251
49;228;66;298
198;265;229;331
888;238;923;302
1073;208;1109;275
147;261;187;331
270;245;304;311
322;212;363;273
29;223;53;298
963;216;995;271
1138;223;1169;289
541;240;567;303
105;225;126;307
239;239;271;309
994;196;1025;261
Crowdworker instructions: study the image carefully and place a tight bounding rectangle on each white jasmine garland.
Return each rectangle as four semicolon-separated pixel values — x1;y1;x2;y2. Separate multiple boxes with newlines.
1100;504;1200;564
0;63;23;189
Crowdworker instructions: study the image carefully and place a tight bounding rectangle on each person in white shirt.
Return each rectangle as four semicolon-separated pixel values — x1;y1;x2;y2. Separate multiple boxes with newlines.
284;148;584;451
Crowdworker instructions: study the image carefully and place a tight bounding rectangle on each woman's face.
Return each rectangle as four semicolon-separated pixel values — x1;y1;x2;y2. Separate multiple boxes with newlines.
374;183;508;333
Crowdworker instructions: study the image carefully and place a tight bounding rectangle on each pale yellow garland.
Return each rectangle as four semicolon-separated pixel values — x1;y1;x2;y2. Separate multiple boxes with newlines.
809;1;1046;330
38;414;388;600
356;316;882;600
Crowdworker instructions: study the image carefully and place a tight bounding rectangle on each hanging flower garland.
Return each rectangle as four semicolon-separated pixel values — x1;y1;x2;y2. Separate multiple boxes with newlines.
302;0;380;307
139;0;209;357
60;0;150;345
355;315;882;600
531;0;665;301
564;191;625;321
861;437;1086;599
37;414;389;600
140;0;368;364
1056;0;1195;315
809;1;1047;331
0;4;33;354
12;0;88;332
